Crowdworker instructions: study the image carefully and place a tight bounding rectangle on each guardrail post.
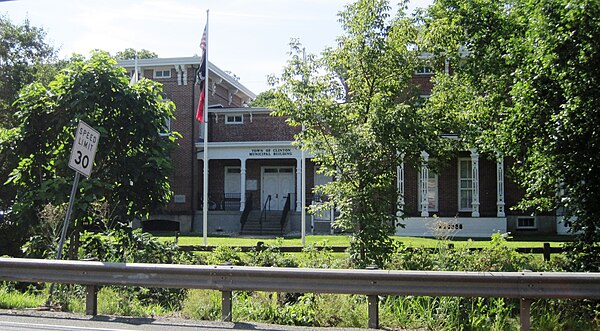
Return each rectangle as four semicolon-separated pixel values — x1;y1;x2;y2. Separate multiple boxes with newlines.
366;265;379;329
520;298;532;331
368;295;379;329
85;285;97;316
222;290;232;322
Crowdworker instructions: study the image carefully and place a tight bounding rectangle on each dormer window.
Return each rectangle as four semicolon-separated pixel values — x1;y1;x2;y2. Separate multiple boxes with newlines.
226;114;243;124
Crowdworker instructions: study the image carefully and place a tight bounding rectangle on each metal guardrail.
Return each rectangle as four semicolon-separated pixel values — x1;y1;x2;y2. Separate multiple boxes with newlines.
0;258;598;330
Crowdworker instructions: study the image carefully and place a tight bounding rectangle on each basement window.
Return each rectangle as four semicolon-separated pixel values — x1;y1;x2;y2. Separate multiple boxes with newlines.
517;217;536;229
416;66;434;74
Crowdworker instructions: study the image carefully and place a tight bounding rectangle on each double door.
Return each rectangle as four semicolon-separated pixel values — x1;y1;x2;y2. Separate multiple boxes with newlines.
261;167;294;210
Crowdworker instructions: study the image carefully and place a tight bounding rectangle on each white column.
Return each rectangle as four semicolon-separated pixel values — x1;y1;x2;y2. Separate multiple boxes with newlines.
496;153;505;217
420;151;429;217
396;155;405;217
296;157;303;212
470;148;480;217
175;64;182;85
239;158;247;212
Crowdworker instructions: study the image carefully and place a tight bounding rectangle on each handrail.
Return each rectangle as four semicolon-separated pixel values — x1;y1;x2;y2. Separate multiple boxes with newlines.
259;195;271;235
239;193;252;231
280;193;291;235
1;258;599;330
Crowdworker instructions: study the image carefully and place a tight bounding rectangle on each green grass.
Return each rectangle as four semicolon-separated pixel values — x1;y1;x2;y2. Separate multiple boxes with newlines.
0;287;45;309
155;233;569;250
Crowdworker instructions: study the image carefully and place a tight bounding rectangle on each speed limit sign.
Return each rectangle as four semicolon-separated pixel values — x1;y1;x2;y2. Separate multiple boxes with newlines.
68;120;100;178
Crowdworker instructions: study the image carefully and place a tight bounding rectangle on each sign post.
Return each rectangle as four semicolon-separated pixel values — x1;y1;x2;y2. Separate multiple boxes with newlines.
55;121;100;260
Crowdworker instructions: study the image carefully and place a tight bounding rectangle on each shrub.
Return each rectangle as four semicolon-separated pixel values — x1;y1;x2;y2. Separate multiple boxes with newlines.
246;238;298;268
76;227;198;310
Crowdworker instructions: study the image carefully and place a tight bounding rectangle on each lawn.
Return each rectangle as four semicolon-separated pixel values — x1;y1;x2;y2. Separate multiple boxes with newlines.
155;233;571;250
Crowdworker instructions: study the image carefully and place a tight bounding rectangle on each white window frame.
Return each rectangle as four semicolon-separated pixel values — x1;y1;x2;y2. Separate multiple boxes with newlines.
153;68;171;79
415;66;434;75
225;114;243;124
419;171;439;212
458;158;473;211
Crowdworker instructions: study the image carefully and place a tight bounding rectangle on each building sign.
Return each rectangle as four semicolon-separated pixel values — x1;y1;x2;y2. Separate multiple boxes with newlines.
248;148;293;157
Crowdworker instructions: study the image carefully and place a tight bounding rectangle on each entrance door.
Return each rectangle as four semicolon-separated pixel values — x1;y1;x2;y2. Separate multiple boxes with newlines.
262;167;294;210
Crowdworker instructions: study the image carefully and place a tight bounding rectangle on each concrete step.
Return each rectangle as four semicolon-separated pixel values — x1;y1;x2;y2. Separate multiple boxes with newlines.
241;210;285;235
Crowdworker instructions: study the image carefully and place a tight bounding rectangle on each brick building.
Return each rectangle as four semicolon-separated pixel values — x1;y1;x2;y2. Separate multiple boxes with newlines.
118;57;571;238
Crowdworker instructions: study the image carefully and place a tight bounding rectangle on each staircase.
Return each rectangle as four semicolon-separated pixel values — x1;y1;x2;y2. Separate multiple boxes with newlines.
241;210;284;236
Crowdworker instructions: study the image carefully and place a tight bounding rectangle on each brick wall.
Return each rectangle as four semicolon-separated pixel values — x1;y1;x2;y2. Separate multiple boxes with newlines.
210;112;300;142
143;66;247;214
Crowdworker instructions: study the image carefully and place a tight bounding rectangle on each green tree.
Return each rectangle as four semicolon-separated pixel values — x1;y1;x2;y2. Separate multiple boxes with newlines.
115;48;158;60
424;0;600;271
1;51;178;256
249;90;277;107
0;16;64;233
271;0;447;267
0;15;59;128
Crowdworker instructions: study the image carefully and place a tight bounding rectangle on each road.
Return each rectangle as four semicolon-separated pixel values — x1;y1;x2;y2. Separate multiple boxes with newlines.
0;309;380;331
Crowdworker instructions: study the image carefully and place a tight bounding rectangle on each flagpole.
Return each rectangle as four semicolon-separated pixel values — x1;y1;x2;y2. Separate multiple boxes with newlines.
202;9;209;247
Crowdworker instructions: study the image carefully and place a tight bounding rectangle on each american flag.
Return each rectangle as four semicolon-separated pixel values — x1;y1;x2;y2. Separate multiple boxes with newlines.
200;25;207;51
196;23;208;122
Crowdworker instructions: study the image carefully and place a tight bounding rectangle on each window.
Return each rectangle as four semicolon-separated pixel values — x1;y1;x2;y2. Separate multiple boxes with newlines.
159;99;172;136
517;217;536;229
459;159;473;211
154;69;171;79
416;66;434;74
419;171;439;212
159;118;171;136
225;114;243;124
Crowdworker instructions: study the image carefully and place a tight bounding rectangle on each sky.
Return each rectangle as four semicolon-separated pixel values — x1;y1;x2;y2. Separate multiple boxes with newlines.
2;0;433;94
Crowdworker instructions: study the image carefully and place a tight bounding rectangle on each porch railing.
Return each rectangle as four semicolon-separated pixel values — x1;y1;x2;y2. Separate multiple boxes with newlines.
240;193;253;231
280;193;291;235
259;195;272;235
197;193;250;211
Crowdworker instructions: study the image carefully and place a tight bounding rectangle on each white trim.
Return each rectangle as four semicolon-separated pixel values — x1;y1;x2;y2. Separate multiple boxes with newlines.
194;141;308;161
